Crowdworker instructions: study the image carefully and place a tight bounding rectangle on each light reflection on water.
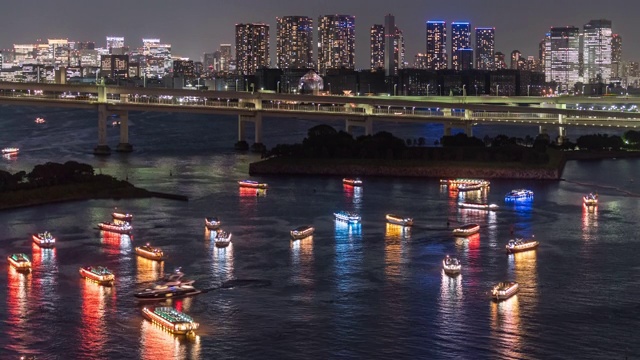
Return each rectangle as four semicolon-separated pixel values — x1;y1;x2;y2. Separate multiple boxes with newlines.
6;266;31;355
139;318;201;360
80;280;115;359
490;295;522;359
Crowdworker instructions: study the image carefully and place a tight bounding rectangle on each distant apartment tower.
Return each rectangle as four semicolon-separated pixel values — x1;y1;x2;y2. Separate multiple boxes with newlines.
475;27;495;70
510;50;521;69
142;38;172;78
106;37;124;54
317;15;355;75
413;53;427;69
173;59;195;77
494;52;506;69
426;21;447;70
455;49;474;70
370;24;385;70
545;26;580;90
276;16;314;69
451;22;471;70
611;34;622;78
235;23;270;75
539;35;548;70
583;19;613;83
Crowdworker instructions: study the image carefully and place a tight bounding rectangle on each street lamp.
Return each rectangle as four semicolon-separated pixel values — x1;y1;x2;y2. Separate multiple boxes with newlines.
496;85;500;96
474;84;478;96
427;84;431;96
527;85;531;97
462;84;466;97
328;83;331;94
581;85;585;95
235;79;238;91
438;85;442;96
403;84;406;96
394;84;397;96
277;81;280;94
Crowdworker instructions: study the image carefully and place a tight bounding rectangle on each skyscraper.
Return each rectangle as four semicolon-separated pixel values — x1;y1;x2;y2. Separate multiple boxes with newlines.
426;21;447;70
539;36;548;70
384;14;396;76
317;15;355;75
583;19;613;83
451;22;471;70
142;38;172;78
545;26;580;90
276;16;314;69
494;52;506;69
475;27;495;70
235;23;270;75
455;49;474;70
612;34;622;78
106;37;124;54
370;24;385;70
510;50;522;70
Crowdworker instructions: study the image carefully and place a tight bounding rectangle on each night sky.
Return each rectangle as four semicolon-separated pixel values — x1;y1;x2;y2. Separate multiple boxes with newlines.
2;0;637;67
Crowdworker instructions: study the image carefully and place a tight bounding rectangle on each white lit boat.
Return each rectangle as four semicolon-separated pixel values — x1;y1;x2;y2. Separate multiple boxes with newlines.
334;211;361;223
32;231;56;248
442;255;461;275
135;243;165;261
458;202;499;210
79;266;115;286
35;117;46;124
457;183;485;191
452;223;480;236
505;238;539;254
142;306;199;335
291;225;315;240
98;221;132;234
112;212;133;222
505;189;534;200
2;147;19;155
583;193;598;206
8;253;31;272
385;214;414;226
214;230;232;248
342;178;363;187
238;180;268;189
205;217;221;230
491;281;519;301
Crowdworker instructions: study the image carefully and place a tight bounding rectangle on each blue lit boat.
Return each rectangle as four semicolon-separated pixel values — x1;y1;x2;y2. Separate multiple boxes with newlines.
504;189;534;201
334;211;361;223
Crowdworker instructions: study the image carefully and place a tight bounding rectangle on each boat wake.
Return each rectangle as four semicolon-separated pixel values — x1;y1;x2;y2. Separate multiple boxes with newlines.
201;279;272;293
563;180;640;197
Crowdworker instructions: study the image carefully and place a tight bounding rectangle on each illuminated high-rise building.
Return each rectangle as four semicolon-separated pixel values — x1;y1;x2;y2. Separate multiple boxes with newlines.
414;53;427;69
583;19;612;83
276;16;314;69
142;38;172;78
317;15;355;75
370;24;385;70
494;52;506;69
384;14;399;76
426;21;447;70
510;50;522;69
539;35;548;70
545;26;580;90
475;27;495;70
451;22;470;70
611;33;622;78
106;37;124;54
235;23;270;75
454;48;473;70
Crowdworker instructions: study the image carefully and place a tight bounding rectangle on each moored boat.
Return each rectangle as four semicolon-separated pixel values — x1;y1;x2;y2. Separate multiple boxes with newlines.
214;230;232;248
8;253;31;272
342;178;363;186
2;147;19;155
491;281;519;301
505;238;539;254
583;193;598;206
334;211;361;223
135;268;201;301
79;266;114;286
458;202;499;210
505;189;534;200
291;225;315;240
385;214;414;226
205;217;221;230
442;255;461;275
142;306;199;335
452;223;480;237
136;243;165;261
112;212;133;222
238;180;268;189
98;221;132;234
32;231;56;248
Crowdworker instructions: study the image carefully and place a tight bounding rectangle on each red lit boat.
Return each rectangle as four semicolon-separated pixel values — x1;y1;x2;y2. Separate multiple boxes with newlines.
238;180;268;189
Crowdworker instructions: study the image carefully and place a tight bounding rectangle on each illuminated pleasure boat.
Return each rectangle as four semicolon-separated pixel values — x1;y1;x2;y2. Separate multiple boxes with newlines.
98;221;132;234
135;243;165;261
142;306;199;335
442;255;461;275
491;281;519;301
583;193;598;206
290;225;315;240
457;182;487;191
458;202;499;210
8;253;31;272
32;231;56;248
440;178;489;188
112;212;133;222
205;217;221;230
214;230;232;248
135;268;201;301
342;178;363;187
79;266;115;286
2;147;19;155
504;189;534;200
35;117;46;124
238;180;268;189
452;223;480;237
505;238;539;254
334;211;361;223
385;214;414;226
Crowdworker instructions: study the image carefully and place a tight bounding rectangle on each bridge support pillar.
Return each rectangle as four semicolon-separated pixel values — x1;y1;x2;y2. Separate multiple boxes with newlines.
443;124;452;136
464;123;474;137
539;125;549;135
558;126;567;145
254;113;263;144
116;111;133;153
345;117;372;136
93;104;111;156
237;113;264;150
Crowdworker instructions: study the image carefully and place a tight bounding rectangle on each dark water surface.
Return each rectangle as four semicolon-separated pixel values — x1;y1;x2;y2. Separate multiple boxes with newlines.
0;106;639;359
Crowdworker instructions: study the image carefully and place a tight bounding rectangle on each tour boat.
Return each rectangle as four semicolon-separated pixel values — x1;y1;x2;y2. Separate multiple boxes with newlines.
134;268;200;301
8;253;31;272
457;183;485;191
214;230;232;248
98;221;132;234
32;231;56;248
491;282;519;301
505;189;534;200
35;117;46;124
112;212;133;222
583;193;598;206
135;243;165;261
290;225;315;240
505;238;539;254
2;147;19;155
205;217;221;230
334;211;361;223
452;223;480;237
442;255;461;275
458;202;499;211
142;306;199;335
238;180;268;189
385;214;414;226
79;266;115;286
440;178;489;188
342;178;363;187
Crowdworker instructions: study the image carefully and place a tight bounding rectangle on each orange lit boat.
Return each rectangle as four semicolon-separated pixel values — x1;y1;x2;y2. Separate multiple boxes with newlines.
98;221;132;234
136;243;165;261
491;281;519;301
112;212;133;222
385;214;414;226
452;223;480;237
583;193;598;206
342;178;362;186
205;217;221;230
458;202;498;210
8;253;31;272
290;225;315;240
142;306;199;335
79;266;115;286
505;238;539;254
238;180;268;189
32;231;56;248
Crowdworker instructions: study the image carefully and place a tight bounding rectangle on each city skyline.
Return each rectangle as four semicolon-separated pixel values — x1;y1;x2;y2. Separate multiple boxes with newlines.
0;0;638;68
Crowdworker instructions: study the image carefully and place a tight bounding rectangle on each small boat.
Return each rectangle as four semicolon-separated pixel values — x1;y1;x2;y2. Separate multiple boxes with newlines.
342;178;363;187
505;189;534;200
79;266;115;286
205;217;221;230
134;268;200;301
334;211;361;223
238;180;268;189
2;147;19;155
385;214;414;226
583;193;598;206
214;230;232;248
458;202;499;210
491;281;519;301
457;183;485;191
32;231;56;248
8;253;31;272
441;178;490;188
142;306;199;335
112;212;133;222
135;243;165;261
291;225;315;240
98;221;132;234
452;223;480;236
35;117;46;124
505;238;539;254
442;255;461;275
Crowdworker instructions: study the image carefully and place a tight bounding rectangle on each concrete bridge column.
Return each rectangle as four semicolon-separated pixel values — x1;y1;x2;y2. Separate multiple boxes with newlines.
539;125;549;135
93;104;111;155
444;124;452;136
254;113;263;144
116;111;133;153
97;84;106;103
464;123;474;137
557;104;567;144
345;118;373;135
238;115;248;142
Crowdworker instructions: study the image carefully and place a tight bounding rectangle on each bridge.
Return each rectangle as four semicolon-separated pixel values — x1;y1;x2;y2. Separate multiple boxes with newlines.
0;82;639;155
